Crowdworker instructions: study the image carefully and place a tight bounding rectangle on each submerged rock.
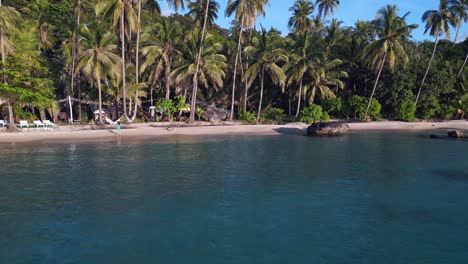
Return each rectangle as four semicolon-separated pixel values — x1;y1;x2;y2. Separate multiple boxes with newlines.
306;122;350;136
448;130;468;139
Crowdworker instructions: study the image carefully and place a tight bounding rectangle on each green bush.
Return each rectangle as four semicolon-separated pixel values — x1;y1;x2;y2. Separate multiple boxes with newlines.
240;111;256;123
418;95;440;119
396;100;416;122
300;104;328;124
322;97;343;116
344;95;381;120
457;94;468;119
261;107;286;122
14;108;36;122
438;104;456;120
156;99;175;121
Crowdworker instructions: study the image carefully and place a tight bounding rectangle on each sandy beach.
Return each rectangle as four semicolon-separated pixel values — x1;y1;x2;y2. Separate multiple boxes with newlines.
0;120;467;143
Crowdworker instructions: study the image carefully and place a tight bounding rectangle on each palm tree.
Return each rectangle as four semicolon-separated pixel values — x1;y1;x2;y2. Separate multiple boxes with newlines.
96;0;138;121
23;0;54;50
171;30;227;101
243;28;287;123
189;0;212;122
415;0;455;106
141;18;181;100
189;0;220;27
0;0;20;129
303;55;347;104
449;0;467;44
76;27;122;124
167;0;190;12
285;34;315;118
315;0;340;19
363;5;418;119
225;0;269;120
288;0;314;36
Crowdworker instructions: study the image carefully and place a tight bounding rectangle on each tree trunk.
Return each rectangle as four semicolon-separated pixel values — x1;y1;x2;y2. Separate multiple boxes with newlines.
98;79;103;124
6;101;18;132
132;0;142;121
230;24;243;120
453;25;460;46
457;51;467;79
189;0;210;122
165;67;171;100
295;79;303;119
120;6;128;121
365;53;386;120
256;68;265;124
288;88;291;116
415;34;439;107
77;76;82;121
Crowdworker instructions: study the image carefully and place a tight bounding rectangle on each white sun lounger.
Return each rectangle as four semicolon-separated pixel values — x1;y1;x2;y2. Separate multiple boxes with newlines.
43;120;56;127
0;120;8;127
33;120;45;128
18;120;30;129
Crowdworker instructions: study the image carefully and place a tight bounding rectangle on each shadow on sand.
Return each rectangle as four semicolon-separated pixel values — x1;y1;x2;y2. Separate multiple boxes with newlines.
273;127;306;136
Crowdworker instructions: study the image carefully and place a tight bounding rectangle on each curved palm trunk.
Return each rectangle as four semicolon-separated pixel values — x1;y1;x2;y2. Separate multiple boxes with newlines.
415;34;439;107
132;0;142;121
1;19;17;131
256;68;265;123
165;67;171;100
457;51;467;79
189;0;210;122
230;24;243;121
120;7;128;121
295;79;303;119
365;53;386;120
97;79;103;125
453;25;460;46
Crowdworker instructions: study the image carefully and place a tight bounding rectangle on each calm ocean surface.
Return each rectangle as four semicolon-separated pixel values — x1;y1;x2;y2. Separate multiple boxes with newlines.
0;132;467;264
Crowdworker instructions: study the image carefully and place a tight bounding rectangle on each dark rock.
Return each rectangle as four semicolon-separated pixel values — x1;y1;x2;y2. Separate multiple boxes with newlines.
448;130;467;139
201;103;229;123
307;122;350;136
430;134;443;139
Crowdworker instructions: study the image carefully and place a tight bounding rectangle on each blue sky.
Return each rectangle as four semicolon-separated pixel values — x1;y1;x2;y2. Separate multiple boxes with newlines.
161;0;467;42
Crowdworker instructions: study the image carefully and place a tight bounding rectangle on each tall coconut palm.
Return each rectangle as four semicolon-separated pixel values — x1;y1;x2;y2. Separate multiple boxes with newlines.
141;18;181;100
0;0;20;129
225;0;269;120
243;28;287;123
23;0;54;50
189;0;220;27
285;34;315;118
288;0;314;36
449;0;467;44
171;30;227;100
167;0;190;12
415;0;455;106
315;0;340;19
189;0;212;122
96;0;138;121
363;5;418;119
76;27;122;124
303;55;348;104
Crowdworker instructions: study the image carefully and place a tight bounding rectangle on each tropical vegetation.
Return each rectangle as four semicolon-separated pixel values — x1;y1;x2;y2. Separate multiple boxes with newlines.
0;0;467;129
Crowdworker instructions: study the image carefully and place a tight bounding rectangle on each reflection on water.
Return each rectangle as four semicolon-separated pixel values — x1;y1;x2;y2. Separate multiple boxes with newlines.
0;133;467;264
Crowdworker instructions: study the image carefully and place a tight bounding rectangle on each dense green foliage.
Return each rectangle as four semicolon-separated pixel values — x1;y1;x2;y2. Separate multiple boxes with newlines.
0;0;466;125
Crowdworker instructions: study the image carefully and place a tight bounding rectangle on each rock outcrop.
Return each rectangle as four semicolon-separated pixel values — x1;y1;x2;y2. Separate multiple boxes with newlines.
200;103;229;123
306;122;350;136
448;130;468;139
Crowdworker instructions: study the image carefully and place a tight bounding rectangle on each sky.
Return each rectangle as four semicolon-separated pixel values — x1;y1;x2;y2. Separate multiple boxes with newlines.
160;0;468;43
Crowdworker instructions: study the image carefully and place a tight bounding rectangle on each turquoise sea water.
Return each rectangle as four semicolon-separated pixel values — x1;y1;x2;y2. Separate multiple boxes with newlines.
0;132;467;264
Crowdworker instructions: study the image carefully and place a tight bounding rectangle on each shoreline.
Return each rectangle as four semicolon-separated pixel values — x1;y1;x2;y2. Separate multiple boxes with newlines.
0;120;467;144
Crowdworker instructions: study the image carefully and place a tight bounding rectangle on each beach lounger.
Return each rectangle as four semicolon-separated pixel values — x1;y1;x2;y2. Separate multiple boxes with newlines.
18;120;30;129
43;120;56;127
0;120;8;127
33;120;45;128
